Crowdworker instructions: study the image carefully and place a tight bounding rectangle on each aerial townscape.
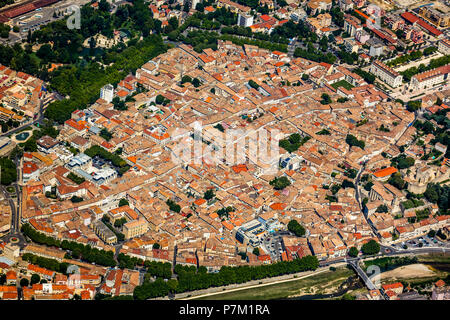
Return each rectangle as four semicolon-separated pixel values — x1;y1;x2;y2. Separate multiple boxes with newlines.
0;0;448;305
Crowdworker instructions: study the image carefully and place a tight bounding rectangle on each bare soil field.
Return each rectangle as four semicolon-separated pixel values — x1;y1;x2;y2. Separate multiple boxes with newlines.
376;263;436;281
395;0;424;8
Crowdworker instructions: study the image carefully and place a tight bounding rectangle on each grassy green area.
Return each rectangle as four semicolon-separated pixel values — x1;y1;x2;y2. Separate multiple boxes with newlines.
417;253;450;264
15;126;33;133
362;256;418;271
331;80;354;91
194;267;353;300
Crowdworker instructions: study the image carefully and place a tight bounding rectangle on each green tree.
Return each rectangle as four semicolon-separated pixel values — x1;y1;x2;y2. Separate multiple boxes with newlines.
348;247;359;257
376;204;388;213
30;274;41;285
406;100;421;112
364;181;374;191
361;240;380;255
166;199;181;213
203;189;215;200
0;157;17;185
345;134;365;150
20;278;29;287
388;172;407;190
248;79;259;89
341;293;356;300
269;176;291;190
288;220;306;237
341;179;355;189
320;93;332;105
192;78;201;87
181;75;192;84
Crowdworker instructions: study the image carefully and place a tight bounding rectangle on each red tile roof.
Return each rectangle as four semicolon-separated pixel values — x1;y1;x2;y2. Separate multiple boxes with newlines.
401;12;442;37
373;166;398;178
382;282;403;291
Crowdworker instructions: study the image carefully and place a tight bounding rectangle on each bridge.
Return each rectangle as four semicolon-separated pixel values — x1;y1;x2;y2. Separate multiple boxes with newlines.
347;259;387;299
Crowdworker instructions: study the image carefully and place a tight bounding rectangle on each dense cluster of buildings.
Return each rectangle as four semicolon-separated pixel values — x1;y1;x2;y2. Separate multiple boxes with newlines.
9;40;446;278
0;64;50;120
0;0;448;301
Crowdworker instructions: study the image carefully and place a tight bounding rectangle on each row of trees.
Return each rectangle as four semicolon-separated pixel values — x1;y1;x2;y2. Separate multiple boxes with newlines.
117;253;143;270
294;46;336;65
22;253;69;274
134;255;319;300
21;223;116;267
145;261;172;279
400;55;450;82
387;50;424;67
363;256;418;271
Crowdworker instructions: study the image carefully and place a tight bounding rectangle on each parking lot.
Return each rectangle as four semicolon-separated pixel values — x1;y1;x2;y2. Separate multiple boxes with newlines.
261;231;292;261
392;234;447;250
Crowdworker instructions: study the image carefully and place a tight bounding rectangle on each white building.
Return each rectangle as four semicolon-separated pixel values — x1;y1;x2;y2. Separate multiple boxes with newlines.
410;64;450;91
367;38;384;57
339;0;353;11
438;39;450;55
344;38;359;53
344;15;362;37
369;60;403;88
100;84;114;103
237;13;253;27
355;29;370;44
66;153;92;170
290;9;307;22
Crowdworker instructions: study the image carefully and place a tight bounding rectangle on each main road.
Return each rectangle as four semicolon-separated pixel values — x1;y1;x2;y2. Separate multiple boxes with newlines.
0;156;26;247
